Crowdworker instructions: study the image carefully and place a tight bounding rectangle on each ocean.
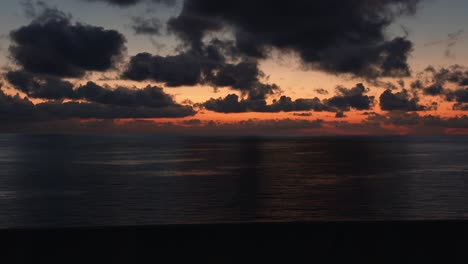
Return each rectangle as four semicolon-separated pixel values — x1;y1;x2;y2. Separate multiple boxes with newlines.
0;134;466;228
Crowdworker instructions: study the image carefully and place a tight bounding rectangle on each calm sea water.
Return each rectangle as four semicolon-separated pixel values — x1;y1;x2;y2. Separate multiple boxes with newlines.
0;134;466;228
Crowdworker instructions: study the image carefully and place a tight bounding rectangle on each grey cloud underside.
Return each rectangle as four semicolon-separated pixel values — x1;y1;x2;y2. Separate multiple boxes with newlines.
0;89;194;122
2;72;195;121
6;70;75;99
122;41;280;99
201;94;328;114
122;0;421;98
9;8;126;78
324;84;375;111
379;89;434;112
6;70;179;108
165;0;419;78
201;84;375;114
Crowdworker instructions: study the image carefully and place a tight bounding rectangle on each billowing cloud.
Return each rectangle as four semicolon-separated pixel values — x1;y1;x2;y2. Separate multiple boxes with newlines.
6;70;181;109
410;65;468;110
121;0;421;105
1;77;195;122
411;65;468;95
6;70;74;99
167;0;420;78
74;82;178;108
379;89;432;111
34;101;194;119
201;94;330;113
9;8;126;77
122;41;280;98
0;90;194;122
0;86;35;123
201;83;374;113
323;83;374;111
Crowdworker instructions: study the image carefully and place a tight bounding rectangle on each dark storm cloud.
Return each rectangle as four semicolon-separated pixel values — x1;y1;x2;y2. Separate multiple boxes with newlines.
74;82;177;108
1;71;195;122
123;51;207;86
270;96;331;112
201;83;375;114
131;17;162;35
122;42;280;98
0;87;195;123
5;70;186;109
9;8;126;78
0;88;35;123
34;101;194;119
6;70;74;99
323;83;375;111
167;0;420;78
201;94;263;113
84;0;176;7
201;94;330;113
379;89;430;111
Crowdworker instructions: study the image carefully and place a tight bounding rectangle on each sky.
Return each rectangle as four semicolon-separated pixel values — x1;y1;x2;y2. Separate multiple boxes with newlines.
0;0;467;135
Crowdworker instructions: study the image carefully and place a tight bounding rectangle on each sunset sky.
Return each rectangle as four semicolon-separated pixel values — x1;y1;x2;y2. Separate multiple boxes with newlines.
0;0;467;134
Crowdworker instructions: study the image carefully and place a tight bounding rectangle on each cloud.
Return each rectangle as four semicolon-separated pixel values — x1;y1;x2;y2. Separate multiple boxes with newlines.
201;83;376;114
0;87;35;123
9;7;126;78
6;70;74;99
366;111;468;129
1;79;195;122
167;0;420;78
445;29;464;59
292;112;312;117
270;96;331;112
447;88;468;110
0;92;195;122
6;70;181;109
122;42;280;98
323;83;375;111
335;112;346;119
453;103;468;111
201;94;330;113
314;89;329;95
410;65;468;110
74;82;178;108
84;0;176;7
123;51;208;86
131;17;162;35
379;89;432;111
34;101;194;119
